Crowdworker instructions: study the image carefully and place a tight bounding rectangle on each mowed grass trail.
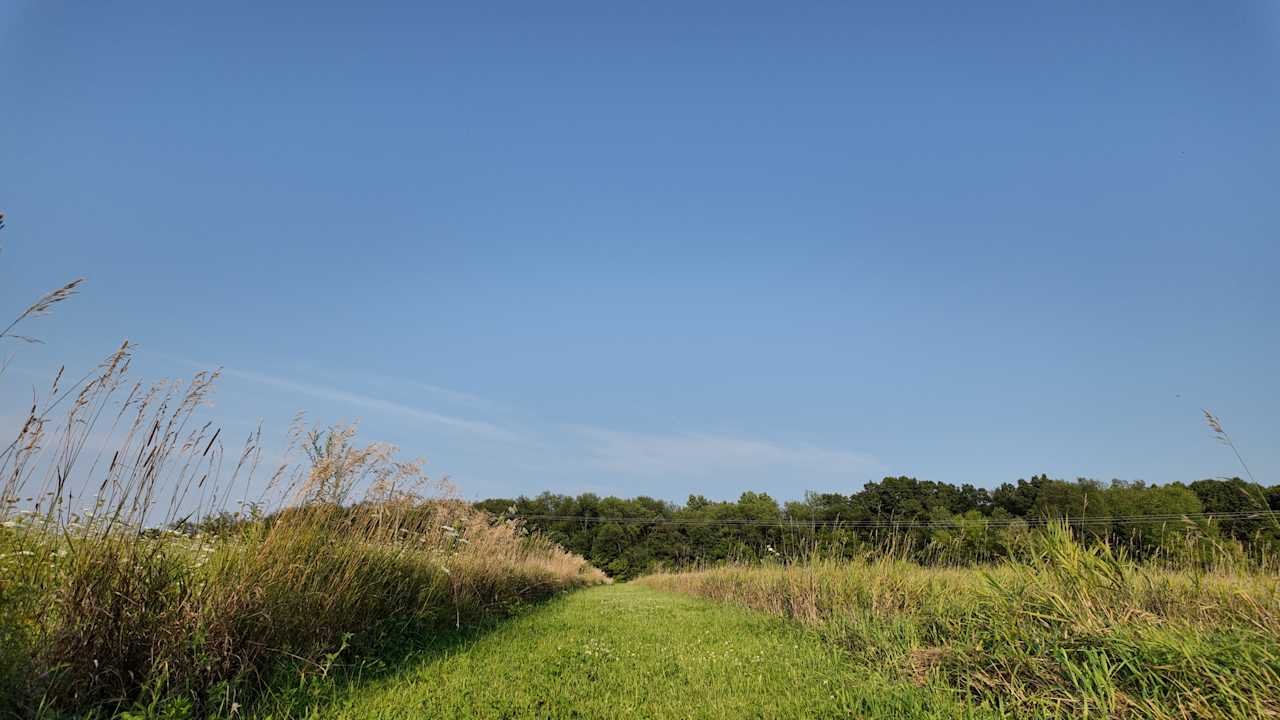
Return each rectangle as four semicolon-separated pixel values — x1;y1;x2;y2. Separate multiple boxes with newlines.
258;584;985;720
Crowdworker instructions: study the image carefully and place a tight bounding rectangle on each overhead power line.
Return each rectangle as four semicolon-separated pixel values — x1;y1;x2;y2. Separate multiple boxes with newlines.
506;511;1278;529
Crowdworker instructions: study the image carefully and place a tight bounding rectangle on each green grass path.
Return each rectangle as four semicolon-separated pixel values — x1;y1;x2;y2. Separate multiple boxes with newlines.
263;584;983;720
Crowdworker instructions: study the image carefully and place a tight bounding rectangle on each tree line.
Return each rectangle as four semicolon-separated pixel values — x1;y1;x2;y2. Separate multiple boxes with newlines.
476;475;1280;579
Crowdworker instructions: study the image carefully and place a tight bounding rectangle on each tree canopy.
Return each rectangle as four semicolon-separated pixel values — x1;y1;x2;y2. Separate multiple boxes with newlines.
476;475;1280;579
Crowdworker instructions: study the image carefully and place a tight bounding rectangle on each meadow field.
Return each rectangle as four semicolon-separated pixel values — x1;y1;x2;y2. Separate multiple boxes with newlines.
2;266;1277;719
232;527;1280;720
640;528;1280;719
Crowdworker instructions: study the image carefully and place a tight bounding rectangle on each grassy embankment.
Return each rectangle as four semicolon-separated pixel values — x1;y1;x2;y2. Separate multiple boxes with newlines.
639;526;1280;719
0;340;606;717
0;494;605;718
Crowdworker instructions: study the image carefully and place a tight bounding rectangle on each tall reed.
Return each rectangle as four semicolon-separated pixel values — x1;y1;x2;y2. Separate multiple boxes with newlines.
0;273;605;717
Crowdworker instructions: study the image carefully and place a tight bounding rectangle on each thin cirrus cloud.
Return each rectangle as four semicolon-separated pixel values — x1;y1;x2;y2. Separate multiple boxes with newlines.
157;356;883;495
214;366;530;444
567;424;884;482
292;367;504;413
397;380;508;413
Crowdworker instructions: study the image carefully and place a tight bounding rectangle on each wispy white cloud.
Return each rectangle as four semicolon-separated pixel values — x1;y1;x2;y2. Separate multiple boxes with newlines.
142;352;881;496
215;366;530;444
259;363;506;413
396;380;506;412
567;425;882;480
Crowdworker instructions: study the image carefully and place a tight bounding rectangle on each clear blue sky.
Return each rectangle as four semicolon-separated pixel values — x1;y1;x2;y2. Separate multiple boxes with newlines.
2;0;1277;503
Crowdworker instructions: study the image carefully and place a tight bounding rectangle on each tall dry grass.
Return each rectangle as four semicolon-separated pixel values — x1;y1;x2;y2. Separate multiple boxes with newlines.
0;278;605;717
639;525;1280;719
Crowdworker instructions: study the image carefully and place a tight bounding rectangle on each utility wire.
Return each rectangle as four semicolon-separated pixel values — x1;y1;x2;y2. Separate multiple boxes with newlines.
506;511;1277;529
